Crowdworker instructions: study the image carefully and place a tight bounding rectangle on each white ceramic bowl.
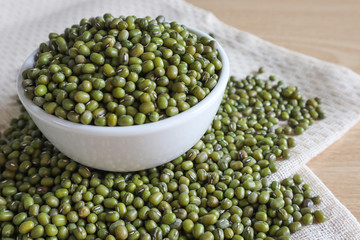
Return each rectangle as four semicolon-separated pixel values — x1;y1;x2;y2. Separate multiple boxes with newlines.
17;27;230;172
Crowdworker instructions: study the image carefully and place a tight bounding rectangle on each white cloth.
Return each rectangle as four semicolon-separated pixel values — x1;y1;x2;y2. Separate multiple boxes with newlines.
0;0;359;239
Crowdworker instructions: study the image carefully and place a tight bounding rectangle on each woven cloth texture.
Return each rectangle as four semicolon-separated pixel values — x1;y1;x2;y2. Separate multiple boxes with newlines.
0;0;360;239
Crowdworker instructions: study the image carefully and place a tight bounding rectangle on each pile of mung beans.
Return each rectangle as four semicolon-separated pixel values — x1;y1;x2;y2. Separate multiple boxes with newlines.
1;70;326;239
22;14;223;126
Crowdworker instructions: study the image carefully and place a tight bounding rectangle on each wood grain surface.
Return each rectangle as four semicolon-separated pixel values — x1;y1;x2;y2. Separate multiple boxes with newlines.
186;0;360;221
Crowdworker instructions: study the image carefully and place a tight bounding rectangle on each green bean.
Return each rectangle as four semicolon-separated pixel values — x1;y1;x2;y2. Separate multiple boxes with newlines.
6;31;328;239
23;14;223;126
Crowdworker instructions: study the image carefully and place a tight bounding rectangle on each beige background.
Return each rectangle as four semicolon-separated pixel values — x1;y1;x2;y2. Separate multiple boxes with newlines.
187;0;360;221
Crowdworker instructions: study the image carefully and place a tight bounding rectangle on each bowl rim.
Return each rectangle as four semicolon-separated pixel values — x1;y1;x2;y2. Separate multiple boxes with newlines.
17;26;230;136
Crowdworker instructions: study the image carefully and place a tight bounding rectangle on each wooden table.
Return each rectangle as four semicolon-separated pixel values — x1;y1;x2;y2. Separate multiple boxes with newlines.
187;0;360;221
